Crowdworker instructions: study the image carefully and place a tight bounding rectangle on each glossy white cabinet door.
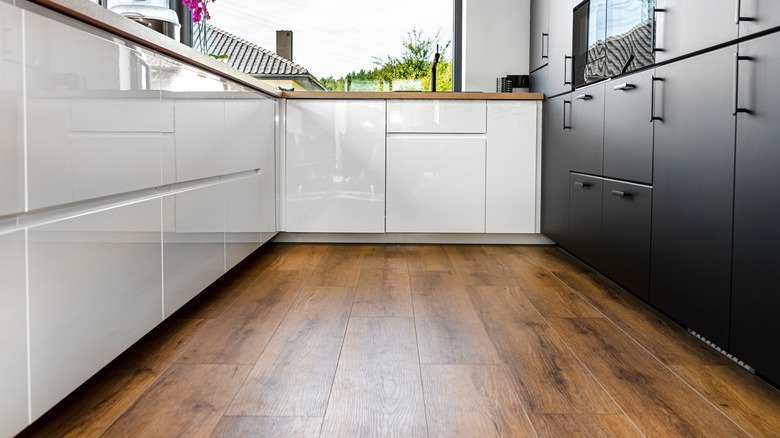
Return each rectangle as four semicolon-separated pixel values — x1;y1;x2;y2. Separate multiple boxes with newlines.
386;134;487;233
286;100;386;232
486;101;539;233
225;174;269;270
387;100;487;133
0;230;28;438
173;98;226;182
163;184;225;317
0;1;23;216
224;92;275;175
28;200;163;421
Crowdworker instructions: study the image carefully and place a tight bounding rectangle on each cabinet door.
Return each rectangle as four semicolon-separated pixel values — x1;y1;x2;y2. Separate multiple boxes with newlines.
568;173;603;268
286;100;386;233
603;69;654;184
386;134;486;233
530;65;548;94
601;180;652;301
546;0;573;96
650;46;735;347
569;83;605;176
530;0;550;72
0;231;27;438
541;94;572;245
731;32;780;384
654;0;738;63
0;1;23;217
738;0;780;37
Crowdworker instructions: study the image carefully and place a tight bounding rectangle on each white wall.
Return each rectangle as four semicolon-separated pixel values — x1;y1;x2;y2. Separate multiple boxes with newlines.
463;0;530;92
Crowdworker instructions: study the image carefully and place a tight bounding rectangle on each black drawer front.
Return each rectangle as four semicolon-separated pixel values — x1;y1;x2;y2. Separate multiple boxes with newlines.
569;84;605;176
568;173;603;269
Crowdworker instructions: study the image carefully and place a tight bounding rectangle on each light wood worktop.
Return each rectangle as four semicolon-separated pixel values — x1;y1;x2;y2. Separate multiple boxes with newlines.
282;91;544;100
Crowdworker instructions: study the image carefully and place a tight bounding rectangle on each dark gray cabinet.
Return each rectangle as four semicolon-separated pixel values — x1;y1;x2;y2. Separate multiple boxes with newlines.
738;0;780;37
530;0;550;72
603;69;654;184
654;0;738;63
569;83;605;176
601;180;652;301
541;94;572;246
731;32;780;384
650;46;736;347
530;66;548;94
546;0;573;97
568;173;603;269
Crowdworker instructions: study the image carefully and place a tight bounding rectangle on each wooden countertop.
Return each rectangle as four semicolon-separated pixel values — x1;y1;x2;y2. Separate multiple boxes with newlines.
281;91;544;100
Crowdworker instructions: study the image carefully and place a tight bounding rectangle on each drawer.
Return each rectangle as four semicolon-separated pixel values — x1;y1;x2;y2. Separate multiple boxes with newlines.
568;173;603;268
387;100;487;133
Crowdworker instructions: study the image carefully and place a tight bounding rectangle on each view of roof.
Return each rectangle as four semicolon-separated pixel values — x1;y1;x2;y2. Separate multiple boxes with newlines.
193;24;310;77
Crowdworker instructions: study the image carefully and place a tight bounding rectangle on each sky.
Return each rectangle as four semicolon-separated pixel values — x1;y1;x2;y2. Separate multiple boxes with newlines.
207;0;453;79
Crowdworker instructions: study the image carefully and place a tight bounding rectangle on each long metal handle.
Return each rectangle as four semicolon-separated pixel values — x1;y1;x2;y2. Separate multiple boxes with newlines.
652;8;666;53
735;0;756;23
564;55;572;86
542;33;549;59
574;181;590;188
563;100;572;130
651;76;664;122
611;190;630;198
613;83;636;91
575;94;593;100
733;53;754;115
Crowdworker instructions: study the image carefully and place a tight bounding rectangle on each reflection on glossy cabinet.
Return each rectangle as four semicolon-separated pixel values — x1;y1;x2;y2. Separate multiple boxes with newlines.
386;134;486;233
0;1;23;216
486;101;539;233
387;100;486;133
174;98;226;182
654;0;737;63
28;200;163;421
224;96;275;174
163;184;225;317
225;174;270;271
0;231;28;438
286;100;386;233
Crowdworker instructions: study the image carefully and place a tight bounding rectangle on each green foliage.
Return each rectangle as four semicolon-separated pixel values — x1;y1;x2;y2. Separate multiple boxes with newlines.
318;28;453;92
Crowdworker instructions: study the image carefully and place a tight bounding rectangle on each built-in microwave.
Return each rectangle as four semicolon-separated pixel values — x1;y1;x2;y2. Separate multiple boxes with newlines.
572;0;656;89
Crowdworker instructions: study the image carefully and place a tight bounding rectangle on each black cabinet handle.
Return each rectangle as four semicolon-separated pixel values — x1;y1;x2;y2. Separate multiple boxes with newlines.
574;181;590;188
652;8;666;53
651;76;664;122
542;33;549;59
563;100;572;130
564;55;572;86
733;53;754;115
611;190;631;198
575;94;593;100
613;83;636;91
735;0;756;23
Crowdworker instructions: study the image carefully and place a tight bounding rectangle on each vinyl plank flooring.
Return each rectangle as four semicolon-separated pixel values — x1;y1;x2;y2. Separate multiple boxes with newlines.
102;364;251;438
210;416;322;438
226;286;354;417
320;318;427;438
529;414;642;438
444;245;514;286
177;270;307;365
362;245;409;271
351;269;413;318
411;270;500;364
523;246;590;273
307;245;366;287
547;317;750;437
266;244;328;272
468;285;619;415
421;364;536;437
406;245;454;271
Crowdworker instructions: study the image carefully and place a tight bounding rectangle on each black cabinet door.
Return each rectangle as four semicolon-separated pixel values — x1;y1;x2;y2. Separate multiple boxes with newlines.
601;180;652;301
568;173;603;268
731;32;780;384
650;46;736;347
530;0;550;72
738;0;780;37
569;83;605;176
655;0;738;63
546;0;573;97
603;69;654;184
541;94;572;246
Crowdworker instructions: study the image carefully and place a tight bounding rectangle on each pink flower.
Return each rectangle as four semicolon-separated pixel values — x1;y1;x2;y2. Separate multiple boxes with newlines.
182;0;215;23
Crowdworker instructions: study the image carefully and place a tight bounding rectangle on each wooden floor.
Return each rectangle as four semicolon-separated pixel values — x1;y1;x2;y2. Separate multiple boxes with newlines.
19;243;780;438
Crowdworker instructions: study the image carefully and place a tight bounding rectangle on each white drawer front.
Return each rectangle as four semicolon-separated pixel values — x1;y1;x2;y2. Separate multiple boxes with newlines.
387;100;487;133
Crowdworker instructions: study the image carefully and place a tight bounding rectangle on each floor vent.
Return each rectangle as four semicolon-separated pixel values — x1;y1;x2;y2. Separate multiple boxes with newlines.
689;329;755;373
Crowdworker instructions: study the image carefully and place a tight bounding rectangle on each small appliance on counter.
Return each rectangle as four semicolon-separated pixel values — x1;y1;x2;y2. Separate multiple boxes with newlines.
110;0;181;42
496;75;530;92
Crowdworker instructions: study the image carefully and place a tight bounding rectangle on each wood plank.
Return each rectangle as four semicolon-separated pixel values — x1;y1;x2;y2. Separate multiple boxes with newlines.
361;245;409;271
226;286;354;416
406;245;454;271
468;285;619;415
410;270;500;364
17;317;211;438
307;245;365;287
421;364;536;437
523;246;590;273
670;364;780;437
529;414;642;438
444;245;516;286
554;270;725;366
210;417;322;438
177;270;307;364
320;318;427;437
102;364;251;438
351;269;413;318
547;317;750;437
266;244;328;272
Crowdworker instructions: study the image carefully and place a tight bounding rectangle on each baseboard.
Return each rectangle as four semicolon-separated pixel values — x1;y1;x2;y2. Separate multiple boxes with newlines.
271;232;555;245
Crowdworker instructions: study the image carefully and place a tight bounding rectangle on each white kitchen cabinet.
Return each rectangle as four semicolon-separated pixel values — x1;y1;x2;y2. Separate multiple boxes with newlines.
387;99;487;133
285;99;386;233
224;90;275;175
0;230;28;438
0;1;23;217
486;101;539;233
386;134;487;233
28;199;163;421
225;174;272;270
